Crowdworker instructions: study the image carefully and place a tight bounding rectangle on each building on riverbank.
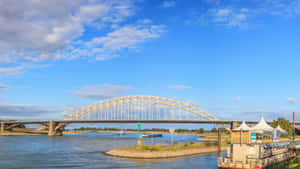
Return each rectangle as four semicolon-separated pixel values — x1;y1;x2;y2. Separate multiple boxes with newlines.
218;118;295;169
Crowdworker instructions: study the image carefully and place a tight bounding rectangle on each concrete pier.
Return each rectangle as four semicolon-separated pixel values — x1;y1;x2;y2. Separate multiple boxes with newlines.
48;121;67;136
0;122;6;133
48;121;62;136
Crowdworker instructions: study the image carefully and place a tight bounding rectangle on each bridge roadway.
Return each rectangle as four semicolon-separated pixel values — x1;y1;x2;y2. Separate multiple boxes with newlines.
1;120;300;136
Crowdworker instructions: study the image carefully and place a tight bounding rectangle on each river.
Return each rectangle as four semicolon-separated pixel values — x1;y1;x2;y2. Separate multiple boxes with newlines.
0;132;222;169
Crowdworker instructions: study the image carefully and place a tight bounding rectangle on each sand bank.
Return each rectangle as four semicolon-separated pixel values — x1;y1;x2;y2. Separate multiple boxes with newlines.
105;144;227;159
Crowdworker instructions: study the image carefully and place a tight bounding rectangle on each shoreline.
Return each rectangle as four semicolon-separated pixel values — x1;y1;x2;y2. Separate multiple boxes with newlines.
105;144;227;159
67;129;204;135
0;132;39;136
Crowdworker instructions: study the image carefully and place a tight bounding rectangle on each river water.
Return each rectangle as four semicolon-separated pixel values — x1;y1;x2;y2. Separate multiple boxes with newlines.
0;132;222;169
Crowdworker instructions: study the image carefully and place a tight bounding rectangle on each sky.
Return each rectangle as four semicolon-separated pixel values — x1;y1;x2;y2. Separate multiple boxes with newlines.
0;0;300;123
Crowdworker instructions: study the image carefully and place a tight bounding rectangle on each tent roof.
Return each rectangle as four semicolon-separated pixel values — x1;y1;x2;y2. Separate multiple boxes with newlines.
276;125;288;134
233;121;252;131
251;117;274;132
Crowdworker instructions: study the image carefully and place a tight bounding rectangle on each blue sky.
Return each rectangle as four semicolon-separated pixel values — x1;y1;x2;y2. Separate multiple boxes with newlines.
0;0;300;123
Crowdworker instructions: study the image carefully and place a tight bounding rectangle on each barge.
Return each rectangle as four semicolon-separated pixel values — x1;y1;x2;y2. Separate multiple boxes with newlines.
218;118;296;169
141;134;163;138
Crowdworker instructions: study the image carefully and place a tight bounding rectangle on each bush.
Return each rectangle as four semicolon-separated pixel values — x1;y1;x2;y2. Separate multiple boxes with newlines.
141;146;158;152
197;128;205;134
204;141;217;146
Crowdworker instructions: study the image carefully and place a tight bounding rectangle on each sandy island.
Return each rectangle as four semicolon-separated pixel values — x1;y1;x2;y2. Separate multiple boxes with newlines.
105;143;227;159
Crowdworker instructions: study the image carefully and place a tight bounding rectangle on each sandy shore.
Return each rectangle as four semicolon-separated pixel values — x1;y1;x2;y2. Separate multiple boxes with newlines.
197;138;218;142
0;132;36;136
105;145;227;159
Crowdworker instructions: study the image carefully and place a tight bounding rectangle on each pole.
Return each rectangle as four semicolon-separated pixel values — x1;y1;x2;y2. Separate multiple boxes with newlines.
138;120;141;141
136;120;142;145
218;128;221;158
293;112;296;143
240;128;243;145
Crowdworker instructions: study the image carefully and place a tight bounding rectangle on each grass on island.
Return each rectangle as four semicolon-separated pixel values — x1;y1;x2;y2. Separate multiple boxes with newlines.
266;156;300;169
122;141;222;152
290;156;300;169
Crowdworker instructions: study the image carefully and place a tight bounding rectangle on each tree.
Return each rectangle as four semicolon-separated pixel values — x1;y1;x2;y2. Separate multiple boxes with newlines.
211;128;217;132
198;128;205;133
270;118;292;136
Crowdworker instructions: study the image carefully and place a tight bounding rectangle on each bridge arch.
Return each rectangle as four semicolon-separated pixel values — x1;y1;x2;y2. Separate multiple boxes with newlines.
65;96;228;129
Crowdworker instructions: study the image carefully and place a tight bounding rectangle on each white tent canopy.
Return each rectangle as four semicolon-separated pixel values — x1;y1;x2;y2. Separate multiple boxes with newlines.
276;125;288;134
233;121;252;131
251;117;274;133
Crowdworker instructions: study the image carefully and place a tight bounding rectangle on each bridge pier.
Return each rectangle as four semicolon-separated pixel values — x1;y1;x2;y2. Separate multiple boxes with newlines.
231;121;238;130
0;122;6;133
48;121;68;136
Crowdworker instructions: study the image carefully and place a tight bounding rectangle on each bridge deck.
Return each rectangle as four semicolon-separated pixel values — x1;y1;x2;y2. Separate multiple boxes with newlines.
3;120;300;125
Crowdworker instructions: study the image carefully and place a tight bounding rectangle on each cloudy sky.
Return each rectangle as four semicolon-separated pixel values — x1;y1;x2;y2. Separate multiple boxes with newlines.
0;0;300;122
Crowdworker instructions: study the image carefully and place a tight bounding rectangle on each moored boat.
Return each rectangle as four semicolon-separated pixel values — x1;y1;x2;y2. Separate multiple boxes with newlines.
141;134;163;138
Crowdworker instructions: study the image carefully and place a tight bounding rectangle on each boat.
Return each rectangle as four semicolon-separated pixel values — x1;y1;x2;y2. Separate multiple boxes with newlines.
141;134;163;138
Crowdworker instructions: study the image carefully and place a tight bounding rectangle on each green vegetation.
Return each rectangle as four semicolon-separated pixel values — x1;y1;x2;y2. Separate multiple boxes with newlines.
124;142;218;152
265;156;300;169
73;127;232;135
270;118;293;136
211;128;218;132
73;127;215;134
289;157;300;169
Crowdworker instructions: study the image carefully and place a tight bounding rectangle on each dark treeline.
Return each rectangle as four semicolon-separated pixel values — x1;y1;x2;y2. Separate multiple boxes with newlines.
71;127;228;133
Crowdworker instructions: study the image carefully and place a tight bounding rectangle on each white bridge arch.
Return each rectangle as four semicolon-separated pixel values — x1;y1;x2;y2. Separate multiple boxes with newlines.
65;96;228;129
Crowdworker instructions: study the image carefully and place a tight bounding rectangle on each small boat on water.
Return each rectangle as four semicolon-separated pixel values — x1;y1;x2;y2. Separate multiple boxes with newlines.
141;134;163;138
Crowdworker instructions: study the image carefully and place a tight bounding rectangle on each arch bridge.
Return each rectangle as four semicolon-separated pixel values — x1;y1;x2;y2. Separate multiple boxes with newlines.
65;96;221;122
2;96;298;136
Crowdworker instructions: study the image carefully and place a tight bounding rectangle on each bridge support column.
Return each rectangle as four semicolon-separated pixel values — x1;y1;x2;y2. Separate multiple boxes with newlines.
48;121;64;136
1;122;6;133
231;121;238;130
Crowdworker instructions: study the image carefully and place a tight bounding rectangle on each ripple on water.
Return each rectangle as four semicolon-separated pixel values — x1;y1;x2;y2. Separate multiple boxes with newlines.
0;133;221;169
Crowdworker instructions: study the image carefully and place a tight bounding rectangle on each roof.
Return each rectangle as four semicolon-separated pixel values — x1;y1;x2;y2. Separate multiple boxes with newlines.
276;125;288;134
251;117;274;132
233;121;252;131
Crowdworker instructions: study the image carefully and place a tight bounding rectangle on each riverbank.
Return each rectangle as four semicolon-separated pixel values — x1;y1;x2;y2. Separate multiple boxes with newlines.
105;142;227;159
0;132;37;136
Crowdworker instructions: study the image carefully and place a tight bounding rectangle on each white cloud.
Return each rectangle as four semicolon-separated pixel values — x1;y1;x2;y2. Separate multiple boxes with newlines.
87;24;166;50
0;0;164;65
69;24;166;61
188;0;300;28
74;84;132;100
0;64;50;77
234;96;241;102
240;109;294;121
288;97;297;104
0;84;8;89
0;103;59;120
209;8;248;27
160;1;176;8
168;85;192;89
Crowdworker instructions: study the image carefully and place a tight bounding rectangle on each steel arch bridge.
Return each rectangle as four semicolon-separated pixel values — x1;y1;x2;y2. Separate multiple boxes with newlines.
65;95;229;129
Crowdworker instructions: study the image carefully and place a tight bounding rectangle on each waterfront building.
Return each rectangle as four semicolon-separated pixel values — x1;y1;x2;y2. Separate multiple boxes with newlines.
218;117;295;169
